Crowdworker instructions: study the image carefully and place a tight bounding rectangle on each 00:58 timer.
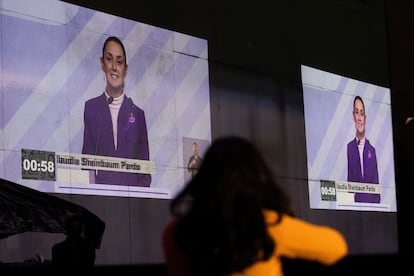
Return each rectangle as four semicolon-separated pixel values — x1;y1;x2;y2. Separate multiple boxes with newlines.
22;159;55;173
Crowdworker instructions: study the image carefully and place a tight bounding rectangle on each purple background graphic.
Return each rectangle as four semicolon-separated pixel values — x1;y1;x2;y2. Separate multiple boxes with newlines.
0;1;211;198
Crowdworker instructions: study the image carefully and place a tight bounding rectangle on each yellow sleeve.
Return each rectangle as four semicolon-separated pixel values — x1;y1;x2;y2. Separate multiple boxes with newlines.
268;214;348;265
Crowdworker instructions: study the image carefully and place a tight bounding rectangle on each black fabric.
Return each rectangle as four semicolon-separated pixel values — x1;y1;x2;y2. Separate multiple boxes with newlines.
0;178;105;249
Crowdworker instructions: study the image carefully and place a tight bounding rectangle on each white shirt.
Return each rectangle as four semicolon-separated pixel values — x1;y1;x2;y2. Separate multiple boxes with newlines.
105;91;124;150
357;137;366;177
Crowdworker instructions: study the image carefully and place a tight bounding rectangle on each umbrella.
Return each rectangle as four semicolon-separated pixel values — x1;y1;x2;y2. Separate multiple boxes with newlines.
0;178;105;249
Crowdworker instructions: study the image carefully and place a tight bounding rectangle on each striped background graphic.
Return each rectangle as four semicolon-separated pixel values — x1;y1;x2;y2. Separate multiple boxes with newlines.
302;65;396;212
0;0;211;199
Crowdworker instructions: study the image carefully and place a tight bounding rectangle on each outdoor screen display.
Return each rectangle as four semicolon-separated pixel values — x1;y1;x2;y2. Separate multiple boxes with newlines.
0;0;211;199
302;65;397;212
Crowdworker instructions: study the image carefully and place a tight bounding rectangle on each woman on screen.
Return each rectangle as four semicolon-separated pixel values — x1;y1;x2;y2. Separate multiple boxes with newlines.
162;136;348;276
187;142;202;178
347;95;380;203
82;36;151;187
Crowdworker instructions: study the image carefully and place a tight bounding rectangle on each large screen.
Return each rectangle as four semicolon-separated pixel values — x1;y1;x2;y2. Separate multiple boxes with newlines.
302;65;397;212
0;0;211;199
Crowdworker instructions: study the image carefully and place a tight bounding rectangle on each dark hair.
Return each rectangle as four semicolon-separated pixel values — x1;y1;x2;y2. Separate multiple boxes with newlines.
102;36;127;65
353;95;365;111
171;136;294;274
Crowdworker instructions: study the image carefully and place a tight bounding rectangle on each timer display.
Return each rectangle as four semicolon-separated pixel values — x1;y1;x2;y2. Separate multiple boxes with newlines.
320;180;336;201
21;149;56;181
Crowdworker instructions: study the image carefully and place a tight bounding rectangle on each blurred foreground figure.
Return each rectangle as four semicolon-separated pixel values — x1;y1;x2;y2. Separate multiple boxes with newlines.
162;136;348;276
52;215;95;267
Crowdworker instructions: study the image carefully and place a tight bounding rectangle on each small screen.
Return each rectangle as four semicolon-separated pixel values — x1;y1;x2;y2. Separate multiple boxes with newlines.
302;65;396;212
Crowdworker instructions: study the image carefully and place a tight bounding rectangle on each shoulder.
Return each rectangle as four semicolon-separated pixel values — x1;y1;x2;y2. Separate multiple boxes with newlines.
365;139;376;150
132;105;145;116
347;140;356;154
347;139;355;147
85;94;105;106
264;209;345;236
268;214;348;263
85;94;106;109
125;97;145;114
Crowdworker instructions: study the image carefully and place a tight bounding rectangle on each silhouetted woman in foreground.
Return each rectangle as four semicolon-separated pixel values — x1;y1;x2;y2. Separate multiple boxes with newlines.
162;136;348;276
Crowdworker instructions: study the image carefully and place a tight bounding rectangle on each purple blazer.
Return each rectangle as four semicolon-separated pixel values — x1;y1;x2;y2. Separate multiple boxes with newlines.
347;138;379;203
82;93;151;187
